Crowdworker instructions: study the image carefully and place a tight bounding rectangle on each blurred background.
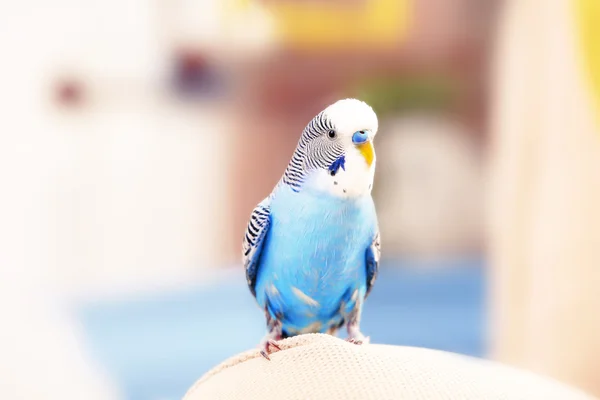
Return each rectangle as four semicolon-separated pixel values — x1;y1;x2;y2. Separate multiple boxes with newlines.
1;0;599;399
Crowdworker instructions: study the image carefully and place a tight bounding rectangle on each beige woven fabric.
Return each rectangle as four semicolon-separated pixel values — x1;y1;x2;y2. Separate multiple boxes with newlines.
184;334;597;400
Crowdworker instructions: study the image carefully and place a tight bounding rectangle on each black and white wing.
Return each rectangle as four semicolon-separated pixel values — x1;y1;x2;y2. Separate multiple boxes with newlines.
365;229;381;299
243;197;272;297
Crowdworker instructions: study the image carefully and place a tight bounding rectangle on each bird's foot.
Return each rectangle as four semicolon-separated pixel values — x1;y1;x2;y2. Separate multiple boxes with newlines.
259;338;282;360
346;336;370;345
346;328;370;345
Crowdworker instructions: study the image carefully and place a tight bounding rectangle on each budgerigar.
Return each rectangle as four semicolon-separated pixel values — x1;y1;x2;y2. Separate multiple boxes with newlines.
243;98;381;359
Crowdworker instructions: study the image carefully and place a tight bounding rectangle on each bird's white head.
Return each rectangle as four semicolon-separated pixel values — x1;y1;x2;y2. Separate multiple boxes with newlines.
283;98;379;198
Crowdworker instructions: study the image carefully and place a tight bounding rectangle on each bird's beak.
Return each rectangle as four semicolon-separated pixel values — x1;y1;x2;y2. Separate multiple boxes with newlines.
352;130;374;167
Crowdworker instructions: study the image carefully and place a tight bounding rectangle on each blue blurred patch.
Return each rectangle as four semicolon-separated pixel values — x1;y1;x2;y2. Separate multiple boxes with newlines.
78;258;485;400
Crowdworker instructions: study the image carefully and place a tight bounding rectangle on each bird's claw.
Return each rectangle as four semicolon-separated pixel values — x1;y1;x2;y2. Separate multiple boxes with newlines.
346;336;370;345
260;339;281;360
346;338;363;345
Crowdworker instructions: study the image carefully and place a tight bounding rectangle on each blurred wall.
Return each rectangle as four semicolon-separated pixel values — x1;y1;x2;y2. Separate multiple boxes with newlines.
376;115;484;257
0;1;238;298
489;0;600;395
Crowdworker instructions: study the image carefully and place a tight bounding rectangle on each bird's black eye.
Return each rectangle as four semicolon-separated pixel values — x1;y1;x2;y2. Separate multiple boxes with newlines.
328;130;336;139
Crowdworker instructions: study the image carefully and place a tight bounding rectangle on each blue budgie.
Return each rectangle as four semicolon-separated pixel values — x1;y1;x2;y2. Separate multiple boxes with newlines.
243;98;381;359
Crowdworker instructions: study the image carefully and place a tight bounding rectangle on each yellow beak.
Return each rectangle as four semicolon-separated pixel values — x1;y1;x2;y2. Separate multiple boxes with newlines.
356;141;375;167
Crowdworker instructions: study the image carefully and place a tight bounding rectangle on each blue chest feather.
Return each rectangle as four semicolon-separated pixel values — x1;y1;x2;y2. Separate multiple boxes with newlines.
255;185;377;334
